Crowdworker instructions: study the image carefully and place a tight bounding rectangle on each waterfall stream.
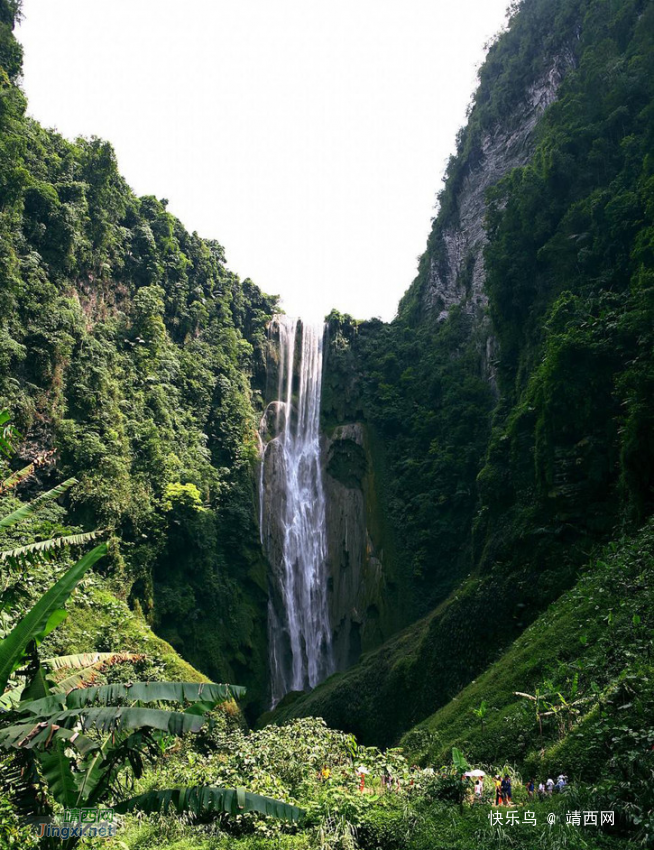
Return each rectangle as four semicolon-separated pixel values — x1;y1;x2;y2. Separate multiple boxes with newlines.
259;316;334;706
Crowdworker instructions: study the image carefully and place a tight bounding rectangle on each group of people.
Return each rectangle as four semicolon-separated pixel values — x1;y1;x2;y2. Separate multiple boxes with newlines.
492;775;513;805
492;773;568;806
488;773;568;805
537;775;568;796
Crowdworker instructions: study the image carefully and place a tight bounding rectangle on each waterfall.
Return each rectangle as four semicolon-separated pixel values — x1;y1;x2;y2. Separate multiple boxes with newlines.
259;316;334;706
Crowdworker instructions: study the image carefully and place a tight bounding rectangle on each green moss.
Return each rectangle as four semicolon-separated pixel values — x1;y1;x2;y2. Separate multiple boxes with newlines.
326;438;368;489
45;579;208;683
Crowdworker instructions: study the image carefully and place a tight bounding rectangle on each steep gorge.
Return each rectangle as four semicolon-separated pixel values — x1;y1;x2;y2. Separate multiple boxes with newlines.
1;0;654;759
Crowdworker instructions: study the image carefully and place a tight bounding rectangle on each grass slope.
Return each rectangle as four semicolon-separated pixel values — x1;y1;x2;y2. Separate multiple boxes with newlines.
45;574;209;684
400;521;654;835
265;555;578;747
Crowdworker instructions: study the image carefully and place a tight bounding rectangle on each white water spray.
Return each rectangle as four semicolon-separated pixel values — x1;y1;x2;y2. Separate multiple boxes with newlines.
259;316;334;706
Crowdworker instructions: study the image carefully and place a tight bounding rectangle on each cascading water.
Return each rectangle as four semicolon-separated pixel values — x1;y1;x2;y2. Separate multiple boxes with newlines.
259;316;334;707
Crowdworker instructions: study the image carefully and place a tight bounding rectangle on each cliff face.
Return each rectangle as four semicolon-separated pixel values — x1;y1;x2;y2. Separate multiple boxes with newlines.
259;320;402;690
323;423;401;670
423;52;576;321
310;20;581;669
0;1;276;717
274;0;654;743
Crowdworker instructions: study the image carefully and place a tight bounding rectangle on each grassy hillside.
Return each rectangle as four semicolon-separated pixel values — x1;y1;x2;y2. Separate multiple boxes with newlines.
265;534;577;747
402;520;654;840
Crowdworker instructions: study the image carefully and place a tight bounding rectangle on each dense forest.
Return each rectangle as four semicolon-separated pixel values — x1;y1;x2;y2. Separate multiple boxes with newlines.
0;0;279;714
1;0;654;848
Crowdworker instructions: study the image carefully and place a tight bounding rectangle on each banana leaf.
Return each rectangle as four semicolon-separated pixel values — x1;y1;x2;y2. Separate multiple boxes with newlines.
22;681;244;715
0;543;107;691
114;785;305;822
0;530;105;562
0;477;78;529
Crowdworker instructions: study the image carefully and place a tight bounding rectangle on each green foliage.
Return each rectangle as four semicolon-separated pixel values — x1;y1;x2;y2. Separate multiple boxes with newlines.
402;520;654;844
0;544;299;842
164;482;206;513
0;791;37;849
451;747;469;773
115;786;304;823
0;541;106;688
0;0;278;711
324;307;494;618
307;0;654;767
0;477;78;529
111;715;626;850
23;681;245;714
0;479;107;690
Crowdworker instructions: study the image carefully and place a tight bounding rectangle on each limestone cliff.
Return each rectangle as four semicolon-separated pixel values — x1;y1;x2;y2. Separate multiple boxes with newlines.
322;423;401;671
421;52;576;322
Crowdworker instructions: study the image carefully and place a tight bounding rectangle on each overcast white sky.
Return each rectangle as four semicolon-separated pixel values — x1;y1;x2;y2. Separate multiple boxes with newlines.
17;0;509;321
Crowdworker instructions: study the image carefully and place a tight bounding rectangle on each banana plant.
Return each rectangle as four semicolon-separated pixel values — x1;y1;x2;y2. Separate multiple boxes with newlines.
1;652;303;843
0;543;108;694
0;411;109;691
0;651;145;711
0;410;304;841
469;699;488;734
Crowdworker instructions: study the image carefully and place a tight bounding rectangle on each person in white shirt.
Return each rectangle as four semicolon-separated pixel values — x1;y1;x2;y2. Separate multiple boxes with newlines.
538;782;546;798
546;777;555;795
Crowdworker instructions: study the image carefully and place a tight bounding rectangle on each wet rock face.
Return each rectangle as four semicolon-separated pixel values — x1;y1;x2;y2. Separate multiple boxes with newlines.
323;423;388;671
260;435;287;581
260;401;287;443
423;53;576;320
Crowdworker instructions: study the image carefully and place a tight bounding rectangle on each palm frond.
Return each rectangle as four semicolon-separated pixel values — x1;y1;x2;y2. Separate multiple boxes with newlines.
1;463;35;494
0;543;107;691
1;707;209;746
47;653;145;694
0;721;98;754
35;739;79;807
0;683;24;711
23;681;244;715
43;652;143;672
55;669;102;694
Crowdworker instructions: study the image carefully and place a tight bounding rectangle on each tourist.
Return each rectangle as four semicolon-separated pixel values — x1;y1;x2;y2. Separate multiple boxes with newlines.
527;778;535;799
501;774;512;805
538;781;546;799
474;779;483;800
546;777;555;795
494;775;502;806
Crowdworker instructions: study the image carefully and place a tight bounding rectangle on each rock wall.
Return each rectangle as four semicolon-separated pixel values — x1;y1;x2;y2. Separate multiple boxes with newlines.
322;422;401;672
423;51;576;322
